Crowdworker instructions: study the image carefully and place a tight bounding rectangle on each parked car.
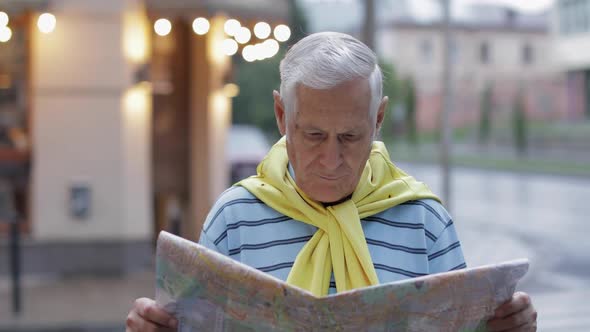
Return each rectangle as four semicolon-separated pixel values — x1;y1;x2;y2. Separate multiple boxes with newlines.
226;125;271;183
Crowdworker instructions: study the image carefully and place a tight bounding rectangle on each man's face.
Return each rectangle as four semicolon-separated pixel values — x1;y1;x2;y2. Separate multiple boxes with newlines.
274;78;386;203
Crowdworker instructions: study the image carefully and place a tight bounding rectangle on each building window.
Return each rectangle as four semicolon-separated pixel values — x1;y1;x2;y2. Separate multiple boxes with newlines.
522;43;533;65
419;39;432;64
451;38;459;64
560;0;590;35
480;42;490;64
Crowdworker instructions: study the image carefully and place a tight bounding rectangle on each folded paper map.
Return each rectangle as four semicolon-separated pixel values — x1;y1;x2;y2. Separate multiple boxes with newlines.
155;231;529;331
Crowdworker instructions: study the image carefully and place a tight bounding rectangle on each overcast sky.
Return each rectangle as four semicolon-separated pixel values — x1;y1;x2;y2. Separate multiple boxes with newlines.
301;0;555;32
412;0;555;20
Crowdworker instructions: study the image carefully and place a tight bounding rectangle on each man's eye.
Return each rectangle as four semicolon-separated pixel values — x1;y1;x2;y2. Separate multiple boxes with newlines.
306;132;324;140
341;134;358;141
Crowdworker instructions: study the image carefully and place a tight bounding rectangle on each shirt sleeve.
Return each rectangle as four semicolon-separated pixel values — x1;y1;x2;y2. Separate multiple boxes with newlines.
427;220;467;273
197;200;230;256
198;230;222;252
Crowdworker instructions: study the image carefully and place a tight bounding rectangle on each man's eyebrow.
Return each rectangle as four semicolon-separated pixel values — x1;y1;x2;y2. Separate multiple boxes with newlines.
300;126;362;135
341;129;361;134
296;123;323;131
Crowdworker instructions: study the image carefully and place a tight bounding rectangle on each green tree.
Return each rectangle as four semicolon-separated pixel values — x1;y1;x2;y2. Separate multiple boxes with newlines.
287;0;309;45
378;60;403;141
232;54;282;137
231;0;309;137
479;82;493;145
513;89;527;156
404;77;418;145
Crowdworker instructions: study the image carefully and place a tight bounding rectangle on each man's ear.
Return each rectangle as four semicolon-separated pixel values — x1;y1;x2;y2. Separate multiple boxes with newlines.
273;90;287;136
375;96;388;132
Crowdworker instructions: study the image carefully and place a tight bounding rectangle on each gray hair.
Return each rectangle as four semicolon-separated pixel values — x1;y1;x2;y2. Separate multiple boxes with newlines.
279;32;383;121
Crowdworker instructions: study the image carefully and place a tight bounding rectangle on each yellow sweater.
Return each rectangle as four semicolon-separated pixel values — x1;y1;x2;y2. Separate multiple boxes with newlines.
239;137;440;296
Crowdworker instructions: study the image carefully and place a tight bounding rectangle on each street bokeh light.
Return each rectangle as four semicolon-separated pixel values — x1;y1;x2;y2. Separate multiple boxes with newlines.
273;24;291;42
154;18;172;36
192;17;210;35
37;13;56;34
254;22;271;39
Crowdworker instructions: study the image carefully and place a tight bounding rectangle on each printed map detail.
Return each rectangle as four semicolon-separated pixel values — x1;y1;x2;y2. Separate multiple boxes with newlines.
155;231;529;332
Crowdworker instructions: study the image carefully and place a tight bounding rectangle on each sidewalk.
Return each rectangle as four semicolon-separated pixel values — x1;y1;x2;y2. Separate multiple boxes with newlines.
0;271;153;332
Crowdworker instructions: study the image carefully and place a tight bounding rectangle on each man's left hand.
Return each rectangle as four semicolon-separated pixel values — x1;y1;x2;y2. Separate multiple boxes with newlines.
487;291;537;331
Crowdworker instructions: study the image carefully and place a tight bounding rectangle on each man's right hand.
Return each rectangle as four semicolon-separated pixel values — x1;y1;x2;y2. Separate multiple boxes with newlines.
126;297;178;332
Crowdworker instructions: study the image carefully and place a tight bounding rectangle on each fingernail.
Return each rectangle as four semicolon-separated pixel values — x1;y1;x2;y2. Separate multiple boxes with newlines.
169;318;178;327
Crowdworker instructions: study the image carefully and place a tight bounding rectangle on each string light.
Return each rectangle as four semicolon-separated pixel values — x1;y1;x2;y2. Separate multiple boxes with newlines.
224;19;240;37
263;39;280;58
223;83;240;98
0;26;11;42
253;22;271;39
38;13;56;34
192;17;209;35
242;45;256;62
222;39;238;56
0;12;9;26
234;26;251;44
154;18;171;36
273;24;291;42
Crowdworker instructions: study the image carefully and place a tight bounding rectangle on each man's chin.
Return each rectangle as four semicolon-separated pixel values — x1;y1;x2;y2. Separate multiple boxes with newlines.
309;189;352;205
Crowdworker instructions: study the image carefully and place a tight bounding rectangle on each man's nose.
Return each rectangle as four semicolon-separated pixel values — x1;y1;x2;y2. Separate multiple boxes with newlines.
319;137;343;171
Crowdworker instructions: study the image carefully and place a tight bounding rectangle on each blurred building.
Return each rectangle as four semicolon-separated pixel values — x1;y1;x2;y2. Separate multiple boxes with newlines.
0;0;288;277
552;0;590;120
377;4;573;131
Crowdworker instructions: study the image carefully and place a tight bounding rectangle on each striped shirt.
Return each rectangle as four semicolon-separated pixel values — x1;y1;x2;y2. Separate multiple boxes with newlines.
199;186;466;293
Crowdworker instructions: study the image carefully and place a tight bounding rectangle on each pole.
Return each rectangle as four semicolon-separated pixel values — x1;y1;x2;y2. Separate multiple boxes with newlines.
440;0;453;211
362;0;375;49
10;218;21;315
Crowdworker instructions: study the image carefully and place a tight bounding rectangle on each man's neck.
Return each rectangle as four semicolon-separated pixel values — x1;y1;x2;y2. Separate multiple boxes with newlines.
321;194;353;207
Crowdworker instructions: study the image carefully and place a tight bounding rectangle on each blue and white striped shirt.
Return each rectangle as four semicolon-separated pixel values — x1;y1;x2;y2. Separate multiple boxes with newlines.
199;184;466;293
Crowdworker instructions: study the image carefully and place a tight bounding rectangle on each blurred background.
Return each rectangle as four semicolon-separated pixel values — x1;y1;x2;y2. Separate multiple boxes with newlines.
0;0;588;331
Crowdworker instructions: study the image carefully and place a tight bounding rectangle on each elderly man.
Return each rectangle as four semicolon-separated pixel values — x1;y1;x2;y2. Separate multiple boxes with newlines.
126;32;537;331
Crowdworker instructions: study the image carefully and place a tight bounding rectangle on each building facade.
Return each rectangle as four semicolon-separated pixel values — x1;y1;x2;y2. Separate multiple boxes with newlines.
0;0;288;277
377;4;574;131
552;0;590;119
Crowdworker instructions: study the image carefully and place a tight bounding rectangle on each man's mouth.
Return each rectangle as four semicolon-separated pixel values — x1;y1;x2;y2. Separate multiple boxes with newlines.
318;174;344;181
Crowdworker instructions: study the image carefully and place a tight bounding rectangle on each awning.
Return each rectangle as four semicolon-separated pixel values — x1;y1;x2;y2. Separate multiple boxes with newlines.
145;0;289;22
0;0;48;14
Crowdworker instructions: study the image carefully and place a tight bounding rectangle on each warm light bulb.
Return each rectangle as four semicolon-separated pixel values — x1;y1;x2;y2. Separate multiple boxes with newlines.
124;84;150;114
37;13;56;34
223;83;240;98
254;43;266;61
235;27;251;44
273;24;291;42
224;19;241;36
192;17;209;35
0;12;9;26
222;39;238;56
254;22;271;39
242;45;256;62
0;26;11;42
154;18;171;36
263;39;280;58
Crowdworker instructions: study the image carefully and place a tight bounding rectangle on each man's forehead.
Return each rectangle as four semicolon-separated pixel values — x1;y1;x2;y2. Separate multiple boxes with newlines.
294;78;371;97
294;121;364;133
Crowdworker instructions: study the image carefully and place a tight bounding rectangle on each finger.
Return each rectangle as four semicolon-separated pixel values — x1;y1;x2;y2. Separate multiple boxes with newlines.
126;309;161;332
487;304;537;331
505;321;537;332
135;298;178;328
494;292;531;318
